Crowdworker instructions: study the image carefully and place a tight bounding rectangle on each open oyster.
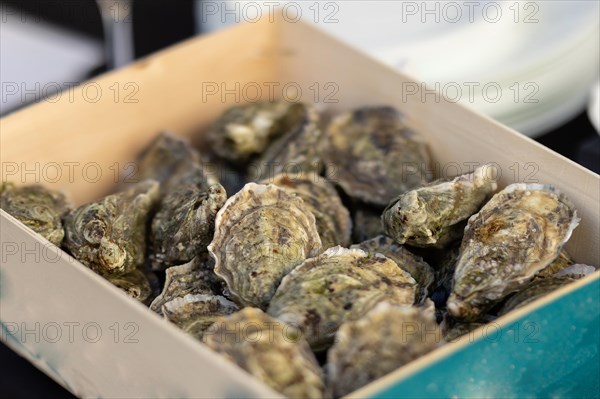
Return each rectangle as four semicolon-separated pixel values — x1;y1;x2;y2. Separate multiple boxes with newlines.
107;269;154;305
351;204;385;243
325;106;432;206
149;255;219;315
150;183;227;271
206;102;294;165
262;173;352;250
162;293;238;340
448;184;580;320
267;246;417;350
327;302;443;398
208;183;322;309
250;103;323;180
383;165;497;248
63;180;159;277
136;132;216;195
203;308;325;399
351;235;434;302
1;183;71;246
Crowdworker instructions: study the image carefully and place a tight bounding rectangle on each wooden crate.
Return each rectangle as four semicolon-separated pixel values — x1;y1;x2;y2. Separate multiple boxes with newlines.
1;18;598;398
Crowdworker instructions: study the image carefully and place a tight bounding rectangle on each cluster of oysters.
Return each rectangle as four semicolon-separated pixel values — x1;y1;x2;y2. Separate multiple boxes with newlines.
1;102;597;398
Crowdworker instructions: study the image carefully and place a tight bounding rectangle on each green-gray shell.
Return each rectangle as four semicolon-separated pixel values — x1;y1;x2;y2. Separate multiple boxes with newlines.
1;183;71;246
448;184;580;320
63;180;160;277
267;246;417;351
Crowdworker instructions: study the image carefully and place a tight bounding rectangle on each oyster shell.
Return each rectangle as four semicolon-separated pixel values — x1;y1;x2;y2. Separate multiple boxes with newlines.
448;184;580;320
325;106;432;206
326;302;443;398
203;308;325;399
383;165;498;248
207;102;293;164
498;276;577;316
554;264;597;278
250;103;324;180
535;249;574;278
150;183;227;271
136;132;216;195
162;293;238;340
0;183;71;246
107;269;154;305
149;256;218;315
63;180;160;277
262;173;352;249
351;204;385;243
267;246;417;350
351;235;434;303
208;183;322;308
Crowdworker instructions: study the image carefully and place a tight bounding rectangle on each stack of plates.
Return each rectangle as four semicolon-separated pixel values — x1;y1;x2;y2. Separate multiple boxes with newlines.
199;0;600;137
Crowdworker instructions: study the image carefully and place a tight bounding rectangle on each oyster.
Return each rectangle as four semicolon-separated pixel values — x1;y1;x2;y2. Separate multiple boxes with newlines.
203;308;325;399
136;132;216;195
383;165;498;248
63;180;160;277
326;302;443;398
162;293;238;340
498;276;577;316
150;183;227;271
351;204;385;243
149;256;218;315
351;235;434;302
250;103;324;180
448;184;580;320
262;173;352;249
208;183;322;308
535;249;574;278
107;269;154;305
325;106;432;206
206;102;294;165
0;183;71;246
267;246;417;350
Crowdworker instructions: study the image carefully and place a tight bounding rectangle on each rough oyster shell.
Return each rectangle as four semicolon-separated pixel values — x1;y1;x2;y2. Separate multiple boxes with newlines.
63;180;160;277
203;308;325;399
497;276;577;316
250;103;324;180
149;256;219;315
150;183;227;271
326;301;443;398
448;184;580;320
162;293;238;340
383;165;498;248
535;249;574;278
208;183;322;309
206;102;293;164
136;132;217;195
267;246;417;350
107;269;154;305
325;106;432;206
262;173;352;250
1;183;71;246
351;235;434;303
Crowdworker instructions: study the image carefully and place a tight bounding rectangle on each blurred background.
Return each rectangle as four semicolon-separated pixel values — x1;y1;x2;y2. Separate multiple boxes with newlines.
0;0;598;396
